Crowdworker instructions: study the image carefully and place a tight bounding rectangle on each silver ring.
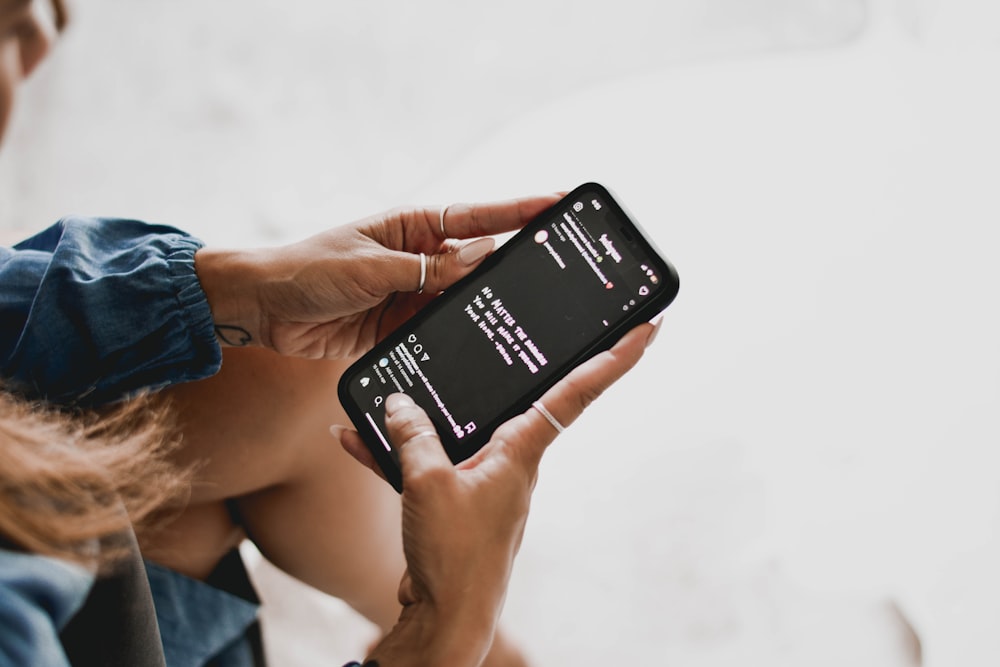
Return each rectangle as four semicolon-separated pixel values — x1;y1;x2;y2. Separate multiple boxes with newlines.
418;252;427;294
532;400;565;434
439;204;450;238
400;430;438;449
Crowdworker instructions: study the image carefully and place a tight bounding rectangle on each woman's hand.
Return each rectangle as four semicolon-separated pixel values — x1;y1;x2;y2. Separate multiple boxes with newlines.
334;321;660;666
195;195;559;359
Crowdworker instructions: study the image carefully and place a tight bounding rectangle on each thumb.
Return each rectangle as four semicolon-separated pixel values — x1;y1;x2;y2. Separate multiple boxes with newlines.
384;394;452;485
421;237;496;294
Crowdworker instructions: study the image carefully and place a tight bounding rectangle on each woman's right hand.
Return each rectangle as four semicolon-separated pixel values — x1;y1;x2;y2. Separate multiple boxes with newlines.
336;320;660;666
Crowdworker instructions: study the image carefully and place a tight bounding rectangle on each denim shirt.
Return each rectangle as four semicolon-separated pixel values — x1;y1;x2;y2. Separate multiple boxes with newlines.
0;216;222;405
0;218;250;666
1;218;367;667
0;549;93;667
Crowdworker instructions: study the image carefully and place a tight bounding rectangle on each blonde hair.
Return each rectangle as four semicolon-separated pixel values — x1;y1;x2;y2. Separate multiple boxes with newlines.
0;390;190;569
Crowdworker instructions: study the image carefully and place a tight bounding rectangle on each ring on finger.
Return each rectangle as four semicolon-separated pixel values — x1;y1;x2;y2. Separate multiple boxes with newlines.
439;204;451;238
532;400;566;434
405;430;438;446
417;252;427;294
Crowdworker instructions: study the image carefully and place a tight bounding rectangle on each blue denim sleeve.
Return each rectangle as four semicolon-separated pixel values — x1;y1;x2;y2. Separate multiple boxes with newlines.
0;549;95;667
0;216;222;406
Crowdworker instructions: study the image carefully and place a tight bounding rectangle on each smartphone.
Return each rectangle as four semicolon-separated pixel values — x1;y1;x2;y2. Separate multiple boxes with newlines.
338;183;679;491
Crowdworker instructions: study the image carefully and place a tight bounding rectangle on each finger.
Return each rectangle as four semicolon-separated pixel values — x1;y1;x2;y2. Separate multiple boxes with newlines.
538;321;657;428
383;393;452;484
373;194;561;294
507;321;659;464
386;235;497;296
419;236;495;294
434;193;561;241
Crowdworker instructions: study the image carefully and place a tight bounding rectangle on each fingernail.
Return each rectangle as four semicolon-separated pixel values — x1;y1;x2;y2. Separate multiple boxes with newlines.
329;424;346;439
457;237;495;266
385;393;415;414
646;316;664;348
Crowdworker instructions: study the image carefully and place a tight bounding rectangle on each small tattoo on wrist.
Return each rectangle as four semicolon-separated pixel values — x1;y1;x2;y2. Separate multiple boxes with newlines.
215;325;252;346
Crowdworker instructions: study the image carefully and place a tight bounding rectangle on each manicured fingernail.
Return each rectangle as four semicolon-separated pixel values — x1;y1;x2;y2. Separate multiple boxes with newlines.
457;237;495;266
385;393;415;414
329;424;346;439
646;316;664;348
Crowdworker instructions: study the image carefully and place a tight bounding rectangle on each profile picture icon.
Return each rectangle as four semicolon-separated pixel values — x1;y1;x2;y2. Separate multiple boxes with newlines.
534;230;549;244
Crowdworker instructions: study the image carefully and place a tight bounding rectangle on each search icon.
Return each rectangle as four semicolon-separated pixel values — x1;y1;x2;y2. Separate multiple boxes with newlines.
374;396;383;407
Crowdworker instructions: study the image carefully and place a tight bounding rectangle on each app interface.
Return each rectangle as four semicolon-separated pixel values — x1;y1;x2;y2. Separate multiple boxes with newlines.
346;190;666;458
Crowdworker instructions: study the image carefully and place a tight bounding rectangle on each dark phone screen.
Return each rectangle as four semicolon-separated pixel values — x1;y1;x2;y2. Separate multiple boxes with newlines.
342;186;673;462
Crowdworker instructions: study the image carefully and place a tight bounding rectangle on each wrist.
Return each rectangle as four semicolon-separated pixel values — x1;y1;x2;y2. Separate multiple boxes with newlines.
366;600;498;667
194;247;265;349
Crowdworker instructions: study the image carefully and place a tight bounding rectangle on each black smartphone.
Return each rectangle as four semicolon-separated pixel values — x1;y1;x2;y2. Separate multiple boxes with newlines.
338;183;679;491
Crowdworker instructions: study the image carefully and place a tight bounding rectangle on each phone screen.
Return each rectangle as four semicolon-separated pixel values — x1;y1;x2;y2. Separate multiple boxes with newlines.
339;183;679;489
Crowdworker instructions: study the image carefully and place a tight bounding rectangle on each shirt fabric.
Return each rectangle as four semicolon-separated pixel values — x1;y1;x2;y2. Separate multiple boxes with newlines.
0;216;221;406
0;218;250;666
0;549;94;667
145;551;263;667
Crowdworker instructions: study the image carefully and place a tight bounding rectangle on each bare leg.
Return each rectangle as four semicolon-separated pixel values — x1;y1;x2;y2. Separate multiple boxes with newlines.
140;347;528;665
142;347;402;624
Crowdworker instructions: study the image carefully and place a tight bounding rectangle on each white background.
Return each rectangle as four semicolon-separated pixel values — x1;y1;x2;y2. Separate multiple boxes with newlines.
2;1;998;665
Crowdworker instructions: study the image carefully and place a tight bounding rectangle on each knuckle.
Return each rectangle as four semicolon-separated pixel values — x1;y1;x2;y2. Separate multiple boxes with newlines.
408;462;452;487
389;205;417;222
467;205;485;236
428;253;448;283
402;458;456;498
385;406;429;437
399;206;438;231
563;373;605;413
383;206;420;235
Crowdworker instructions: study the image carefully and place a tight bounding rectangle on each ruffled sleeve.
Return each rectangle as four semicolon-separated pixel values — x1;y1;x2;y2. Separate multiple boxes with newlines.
0;216;222;405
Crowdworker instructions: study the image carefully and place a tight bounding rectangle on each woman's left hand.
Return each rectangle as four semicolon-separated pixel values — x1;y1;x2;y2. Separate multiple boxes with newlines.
195;194;559;359
332;321;659;665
